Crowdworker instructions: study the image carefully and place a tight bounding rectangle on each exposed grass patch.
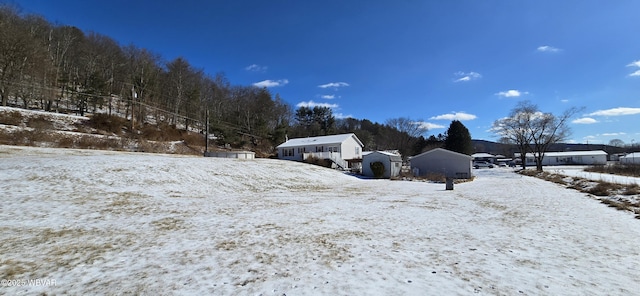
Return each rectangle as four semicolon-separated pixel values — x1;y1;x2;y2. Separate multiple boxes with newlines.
151;217;186;232
0;259;38;278
623;184;640;196
588;182;623;197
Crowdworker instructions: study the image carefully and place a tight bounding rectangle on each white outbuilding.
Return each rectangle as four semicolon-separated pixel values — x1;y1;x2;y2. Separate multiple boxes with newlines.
409;148;473;179
620;152;640;164
362;151;403;178
516;150;608;166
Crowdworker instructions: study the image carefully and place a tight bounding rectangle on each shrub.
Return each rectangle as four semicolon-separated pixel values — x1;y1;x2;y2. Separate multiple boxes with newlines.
622;184;640;196
304;156;332;168
587;182;621;196
182;132;205;147
0;110;24;126
370;161;385;178
56;136;75;148
26;115;53;130
157;123;183;141
76;135;119;150
87;113;128;135
424;172;446;183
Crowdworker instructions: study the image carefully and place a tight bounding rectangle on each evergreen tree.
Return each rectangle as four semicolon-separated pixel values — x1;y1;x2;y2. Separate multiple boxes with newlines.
444;120;473;155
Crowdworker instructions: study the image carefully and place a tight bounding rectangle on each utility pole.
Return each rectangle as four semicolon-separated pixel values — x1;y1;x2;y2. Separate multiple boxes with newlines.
204;109;209;156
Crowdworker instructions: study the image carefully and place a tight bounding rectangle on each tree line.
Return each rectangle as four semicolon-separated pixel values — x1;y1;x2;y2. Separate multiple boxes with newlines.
1;4;476;157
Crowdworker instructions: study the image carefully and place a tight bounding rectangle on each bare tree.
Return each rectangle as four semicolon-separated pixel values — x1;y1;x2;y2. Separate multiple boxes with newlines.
493;100;581;171
385;117;428;159
609;139;624;147
492;101;537;169
529;106;582;171
0;5;34;106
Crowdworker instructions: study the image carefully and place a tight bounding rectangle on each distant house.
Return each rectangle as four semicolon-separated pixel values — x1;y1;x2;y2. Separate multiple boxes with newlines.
409;148;473;179
362;151;403;178
515;150;608;166
276;133;364;169
620;152;640;164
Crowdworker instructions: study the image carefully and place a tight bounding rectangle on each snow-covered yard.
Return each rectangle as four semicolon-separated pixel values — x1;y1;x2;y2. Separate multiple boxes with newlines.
1;145;639;295
545;165;640;186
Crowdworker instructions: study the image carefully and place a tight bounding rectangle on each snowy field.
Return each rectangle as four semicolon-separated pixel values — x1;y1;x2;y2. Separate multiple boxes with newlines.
1;145;639;295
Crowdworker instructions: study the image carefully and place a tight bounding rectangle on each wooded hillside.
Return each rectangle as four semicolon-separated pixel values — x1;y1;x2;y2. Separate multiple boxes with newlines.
0;4;449;156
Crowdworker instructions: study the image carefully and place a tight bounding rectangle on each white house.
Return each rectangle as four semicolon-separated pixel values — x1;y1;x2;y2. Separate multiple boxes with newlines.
515;150;608;166
620;152;640;164
276;133;364;169
409;148;473;179
362;151;403;178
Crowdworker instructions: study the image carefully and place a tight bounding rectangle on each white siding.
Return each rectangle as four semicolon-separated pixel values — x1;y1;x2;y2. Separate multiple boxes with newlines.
518;151;608;166
340;136;363;160
276;133;364;168
620;153;640;164
362;151;402;178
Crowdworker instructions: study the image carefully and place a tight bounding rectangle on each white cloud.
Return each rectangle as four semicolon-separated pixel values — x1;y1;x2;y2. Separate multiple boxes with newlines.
454;71;481;82
253;79;289;88
320;95;336;99
537;45;561;53
495;89;528;98
318;82;350;89
627;60;640;68
561;99;569;103
626;60;640;77
296;100;339;109
429;112;477;121
572;117;598;124
587;107;640;116
414;122;446;130
245;64;267;72
334;113;353;119
602;132;626;136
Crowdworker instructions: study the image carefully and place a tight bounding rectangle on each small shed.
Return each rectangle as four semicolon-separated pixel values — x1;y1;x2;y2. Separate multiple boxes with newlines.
362;151;403;178
409;148;473;179
620;152;640;164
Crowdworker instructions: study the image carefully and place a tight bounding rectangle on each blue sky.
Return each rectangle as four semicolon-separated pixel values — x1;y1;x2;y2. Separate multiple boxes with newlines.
14;0;640;144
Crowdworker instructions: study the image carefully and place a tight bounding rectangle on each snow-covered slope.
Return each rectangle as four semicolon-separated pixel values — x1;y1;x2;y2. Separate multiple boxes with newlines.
1;146;639;295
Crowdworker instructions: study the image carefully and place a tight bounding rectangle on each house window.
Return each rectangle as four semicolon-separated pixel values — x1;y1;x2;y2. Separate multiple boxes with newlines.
329;146;339;152
282;148;294;157
355;147;360;154
298;147;305;154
